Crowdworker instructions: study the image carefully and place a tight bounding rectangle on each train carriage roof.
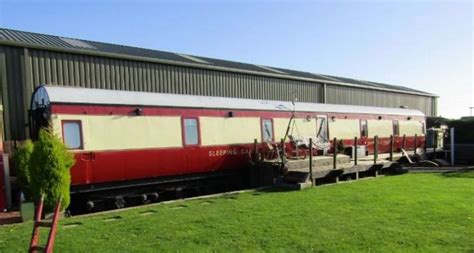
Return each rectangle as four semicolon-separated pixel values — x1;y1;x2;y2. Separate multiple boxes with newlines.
32;85;425;117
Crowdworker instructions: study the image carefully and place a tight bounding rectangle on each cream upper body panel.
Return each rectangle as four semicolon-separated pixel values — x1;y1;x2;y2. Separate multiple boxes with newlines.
273;117;317;142
367;120;393;138
200;117;261;146
52;114;183;151
273;118;290;141
329;119;360;139
399;121;424;136
292;118;317;138
53;113;426;152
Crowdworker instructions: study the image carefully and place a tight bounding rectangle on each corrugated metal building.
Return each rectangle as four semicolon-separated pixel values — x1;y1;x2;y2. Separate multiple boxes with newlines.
0;28;437;142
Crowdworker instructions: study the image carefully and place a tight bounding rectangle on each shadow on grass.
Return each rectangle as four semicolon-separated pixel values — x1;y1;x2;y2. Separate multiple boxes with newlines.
250;186;292;196
440;168;474;179
63;221;83;228
384;163;409;176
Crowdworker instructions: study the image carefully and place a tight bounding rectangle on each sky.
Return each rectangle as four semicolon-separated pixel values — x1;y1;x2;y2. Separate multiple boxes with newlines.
0;0;472;119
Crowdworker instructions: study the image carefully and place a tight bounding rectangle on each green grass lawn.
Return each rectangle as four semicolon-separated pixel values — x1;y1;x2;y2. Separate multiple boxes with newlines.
1;172;473;252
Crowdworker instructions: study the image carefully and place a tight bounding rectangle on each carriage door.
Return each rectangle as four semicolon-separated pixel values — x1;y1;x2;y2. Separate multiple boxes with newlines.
316;115;329;151
183;117;201;173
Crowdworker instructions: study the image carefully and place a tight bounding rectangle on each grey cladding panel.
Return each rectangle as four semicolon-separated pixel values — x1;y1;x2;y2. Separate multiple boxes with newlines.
325;85;433;116
0;46;322;140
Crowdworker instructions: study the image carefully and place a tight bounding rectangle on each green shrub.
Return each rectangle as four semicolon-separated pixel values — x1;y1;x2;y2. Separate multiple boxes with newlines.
12;140;34;200
29;128;75;211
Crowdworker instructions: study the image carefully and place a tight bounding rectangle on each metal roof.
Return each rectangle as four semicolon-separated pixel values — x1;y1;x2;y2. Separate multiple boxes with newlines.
1;28;435;97
33;86;425;117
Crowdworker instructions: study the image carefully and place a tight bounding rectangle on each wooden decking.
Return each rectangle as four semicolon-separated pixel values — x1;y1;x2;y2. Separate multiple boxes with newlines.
256;151;417;189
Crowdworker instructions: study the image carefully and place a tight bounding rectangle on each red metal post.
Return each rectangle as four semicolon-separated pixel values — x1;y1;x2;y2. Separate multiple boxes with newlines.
389;135;394;161
45;198;62;253
402;134;406;150
354;136;358;165
29;196;44;252
253;138;258;162
414;134;418;155
333;137;337;170
309;138;313;186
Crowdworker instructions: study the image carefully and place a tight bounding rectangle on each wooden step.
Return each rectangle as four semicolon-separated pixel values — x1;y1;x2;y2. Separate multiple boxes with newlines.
36;221;52;227
30;245;45;252
286;156;351;170
284;171;310;184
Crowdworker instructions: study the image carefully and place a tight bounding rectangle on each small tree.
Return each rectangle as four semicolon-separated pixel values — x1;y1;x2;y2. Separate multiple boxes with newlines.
13;140;34;200
29;128;75;211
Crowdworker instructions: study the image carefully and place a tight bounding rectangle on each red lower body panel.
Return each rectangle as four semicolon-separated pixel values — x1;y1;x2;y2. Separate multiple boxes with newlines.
70;137;425;186
337;136;425;154
71;144;254;186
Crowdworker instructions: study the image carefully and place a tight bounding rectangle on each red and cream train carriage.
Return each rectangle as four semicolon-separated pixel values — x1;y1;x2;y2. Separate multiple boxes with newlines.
30;85;425;209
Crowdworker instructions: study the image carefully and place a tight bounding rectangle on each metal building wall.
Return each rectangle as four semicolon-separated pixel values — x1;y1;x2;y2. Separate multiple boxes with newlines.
325;85;434;116
0;46;25;143
0;45;323;141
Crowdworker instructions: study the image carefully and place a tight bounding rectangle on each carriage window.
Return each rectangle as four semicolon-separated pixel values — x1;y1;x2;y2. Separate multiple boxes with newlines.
262;119;274;142
184;118;199;145
62;121;83;149
421;122;426;134
393;120;399;136
360;120;368;137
